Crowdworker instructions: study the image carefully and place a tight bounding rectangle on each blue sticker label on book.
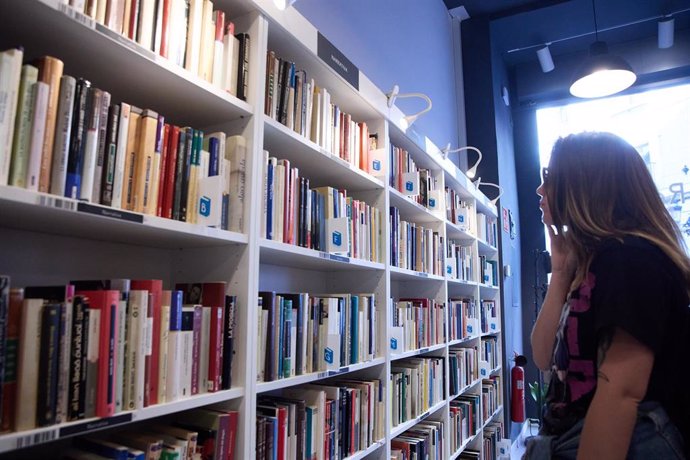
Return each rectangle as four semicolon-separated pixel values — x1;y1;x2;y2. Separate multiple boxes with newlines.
467;324;473;333
391;338;398;350
405;181;414;192
491;323;496;330
373;160;381;171
447;265;452;275
429;198;435;208
484;275;490;282
458;215;465;223
199;196;211;217
324;347;334;364
332;231;342;247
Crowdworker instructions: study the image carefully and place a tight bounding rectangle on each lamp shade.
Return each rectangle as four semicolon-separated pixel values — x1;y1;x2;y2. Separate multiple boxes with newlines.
569;41;636;98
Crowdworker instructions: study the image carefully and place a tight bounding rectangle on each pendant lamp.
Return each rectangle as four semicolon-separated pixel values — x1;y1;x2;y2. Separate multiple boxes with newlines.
569;0;636;98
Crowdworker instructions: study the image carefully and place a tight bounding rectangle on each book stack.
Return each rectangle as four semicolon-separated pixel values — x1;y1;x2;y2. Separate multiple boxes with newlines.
261;154;383;262
448;298;478;342
391;420;445;460
479;256;499;286
480;300;498;334
483;420;505;460
389;144;437;208
62;410;239;460
447;240;474;281
257;292;377;382
445;188;474;233
481;377;501;424
0;48;247;231
477;213;498;247
390;357;445;428
450;394;480;446
389;298;445;354
256;378;384;460
0;276;238;434
264;51;376;175
449;346;478;396
389;207;444;275
481;337;499;371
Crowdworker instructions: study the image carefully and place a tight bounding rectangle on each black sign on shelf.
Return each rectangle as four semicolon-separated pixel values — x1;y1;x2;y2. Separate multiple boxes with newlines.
317;32;359;90
59;413;133;437
77;202;144;223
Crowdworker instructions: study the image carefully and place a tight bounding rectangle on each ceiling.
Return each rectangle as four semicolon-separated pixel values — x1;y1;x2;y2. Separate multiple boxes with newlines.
444;0;690;66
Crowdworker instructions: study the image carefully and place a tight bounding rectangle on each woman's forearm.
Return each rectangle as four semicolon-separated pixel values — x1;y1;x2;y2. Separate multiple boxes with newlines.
577;390;638;459
530;272;572;370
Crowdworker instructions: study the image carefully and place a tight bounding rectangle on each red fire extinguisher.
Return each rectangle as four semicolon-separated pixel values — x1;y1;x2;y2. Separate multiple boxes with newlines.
511;354;527;423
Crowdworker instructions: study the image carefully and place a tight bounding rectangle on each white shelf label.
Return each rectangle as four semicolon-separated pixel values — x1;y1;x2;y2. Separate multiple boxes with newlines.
38;195;77;211
15;429;58;449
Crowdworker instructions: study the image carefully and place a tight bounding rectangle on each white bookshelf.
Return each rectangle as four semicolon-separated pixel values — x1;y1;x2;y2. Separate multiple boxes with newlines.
0;0;507;458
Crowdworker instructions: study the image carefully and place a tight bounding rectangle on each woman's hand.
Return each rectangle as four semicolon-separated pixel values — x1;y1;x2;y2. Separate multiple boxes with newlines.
547;225;576;279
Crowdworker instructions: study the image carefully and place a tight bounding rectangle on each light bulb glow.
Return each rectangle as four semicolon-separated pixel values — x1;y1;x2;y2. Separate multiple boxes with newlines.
570;68;636;98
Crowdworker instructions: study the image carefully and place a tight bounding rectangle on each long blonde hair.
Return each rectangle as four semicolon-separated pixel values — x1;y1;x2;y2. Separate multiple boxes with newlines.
546;132;690;292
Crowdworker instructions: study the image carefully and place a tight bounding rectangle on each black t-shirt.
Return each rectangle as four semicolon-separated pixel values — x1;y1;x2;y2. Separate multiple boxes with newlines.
543;236;690;451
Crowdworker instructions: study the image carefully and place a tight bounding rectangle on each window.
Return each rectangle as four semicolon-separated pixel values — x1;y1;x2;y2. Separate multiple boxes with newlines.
536;83;690;253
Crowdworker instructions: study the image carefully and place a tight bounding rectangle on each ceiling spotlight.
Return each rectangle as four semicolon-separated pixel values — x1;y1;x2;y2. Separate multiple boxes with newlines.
441;144;483;179
474;177;504;206
386;84;433;128
537;45;555;73
569;0;636;98
658;16;674;49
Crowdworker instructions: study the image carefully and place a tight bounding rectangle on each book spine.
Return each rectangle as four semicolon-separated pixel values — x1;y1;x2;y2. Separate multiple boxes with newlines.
111;102;131;208
133;109;158;213
49;75;76;195
156;123;171;216
37;56;64;193
191;306;201;395
25;81;50;191
8;65;39;188
162;125;179;219
36;303;60;427
148;114;165;216
67;297;86;421
221;295;236;390
0;48;23;186
55;287;74;424
236;33;250;101
0;278;8;430
15;298;43;431
79;87;103;201
100;103;121;206
65;79;91;199
207;305;223;392
92;90;111;203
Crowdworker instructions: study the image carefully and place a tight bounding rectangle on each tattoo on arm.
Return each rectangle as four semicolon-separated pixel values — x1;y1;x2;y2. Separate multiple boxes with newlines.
597;327;614;382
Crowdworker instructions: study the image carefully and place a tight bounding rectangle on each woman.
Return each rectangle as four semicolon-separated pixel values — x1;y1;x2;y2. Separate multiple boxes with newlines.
527;132;690;459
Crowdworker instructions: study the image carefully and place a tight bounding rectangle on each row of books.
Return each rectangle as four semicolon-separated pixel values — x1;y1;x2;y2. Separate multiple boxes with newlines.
261;153;383;261
480;300;499;334
479;256;499;287
0;48;246;230
0;277;237;434
389;144;438;209
256;379;384;460
477;213;498;248
483;420;506;460
450;394;480;454
481;377;501;425
481;337;500;374
448;298;478;342
62;0;250;99
60;407;239;460
390;207;444;275
447;241;474;282
257;292;377;383
446;188;474;233
449;346;479;396
389;298;445;354
264;51;378;176
391;420;445;460
390;357;445;429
